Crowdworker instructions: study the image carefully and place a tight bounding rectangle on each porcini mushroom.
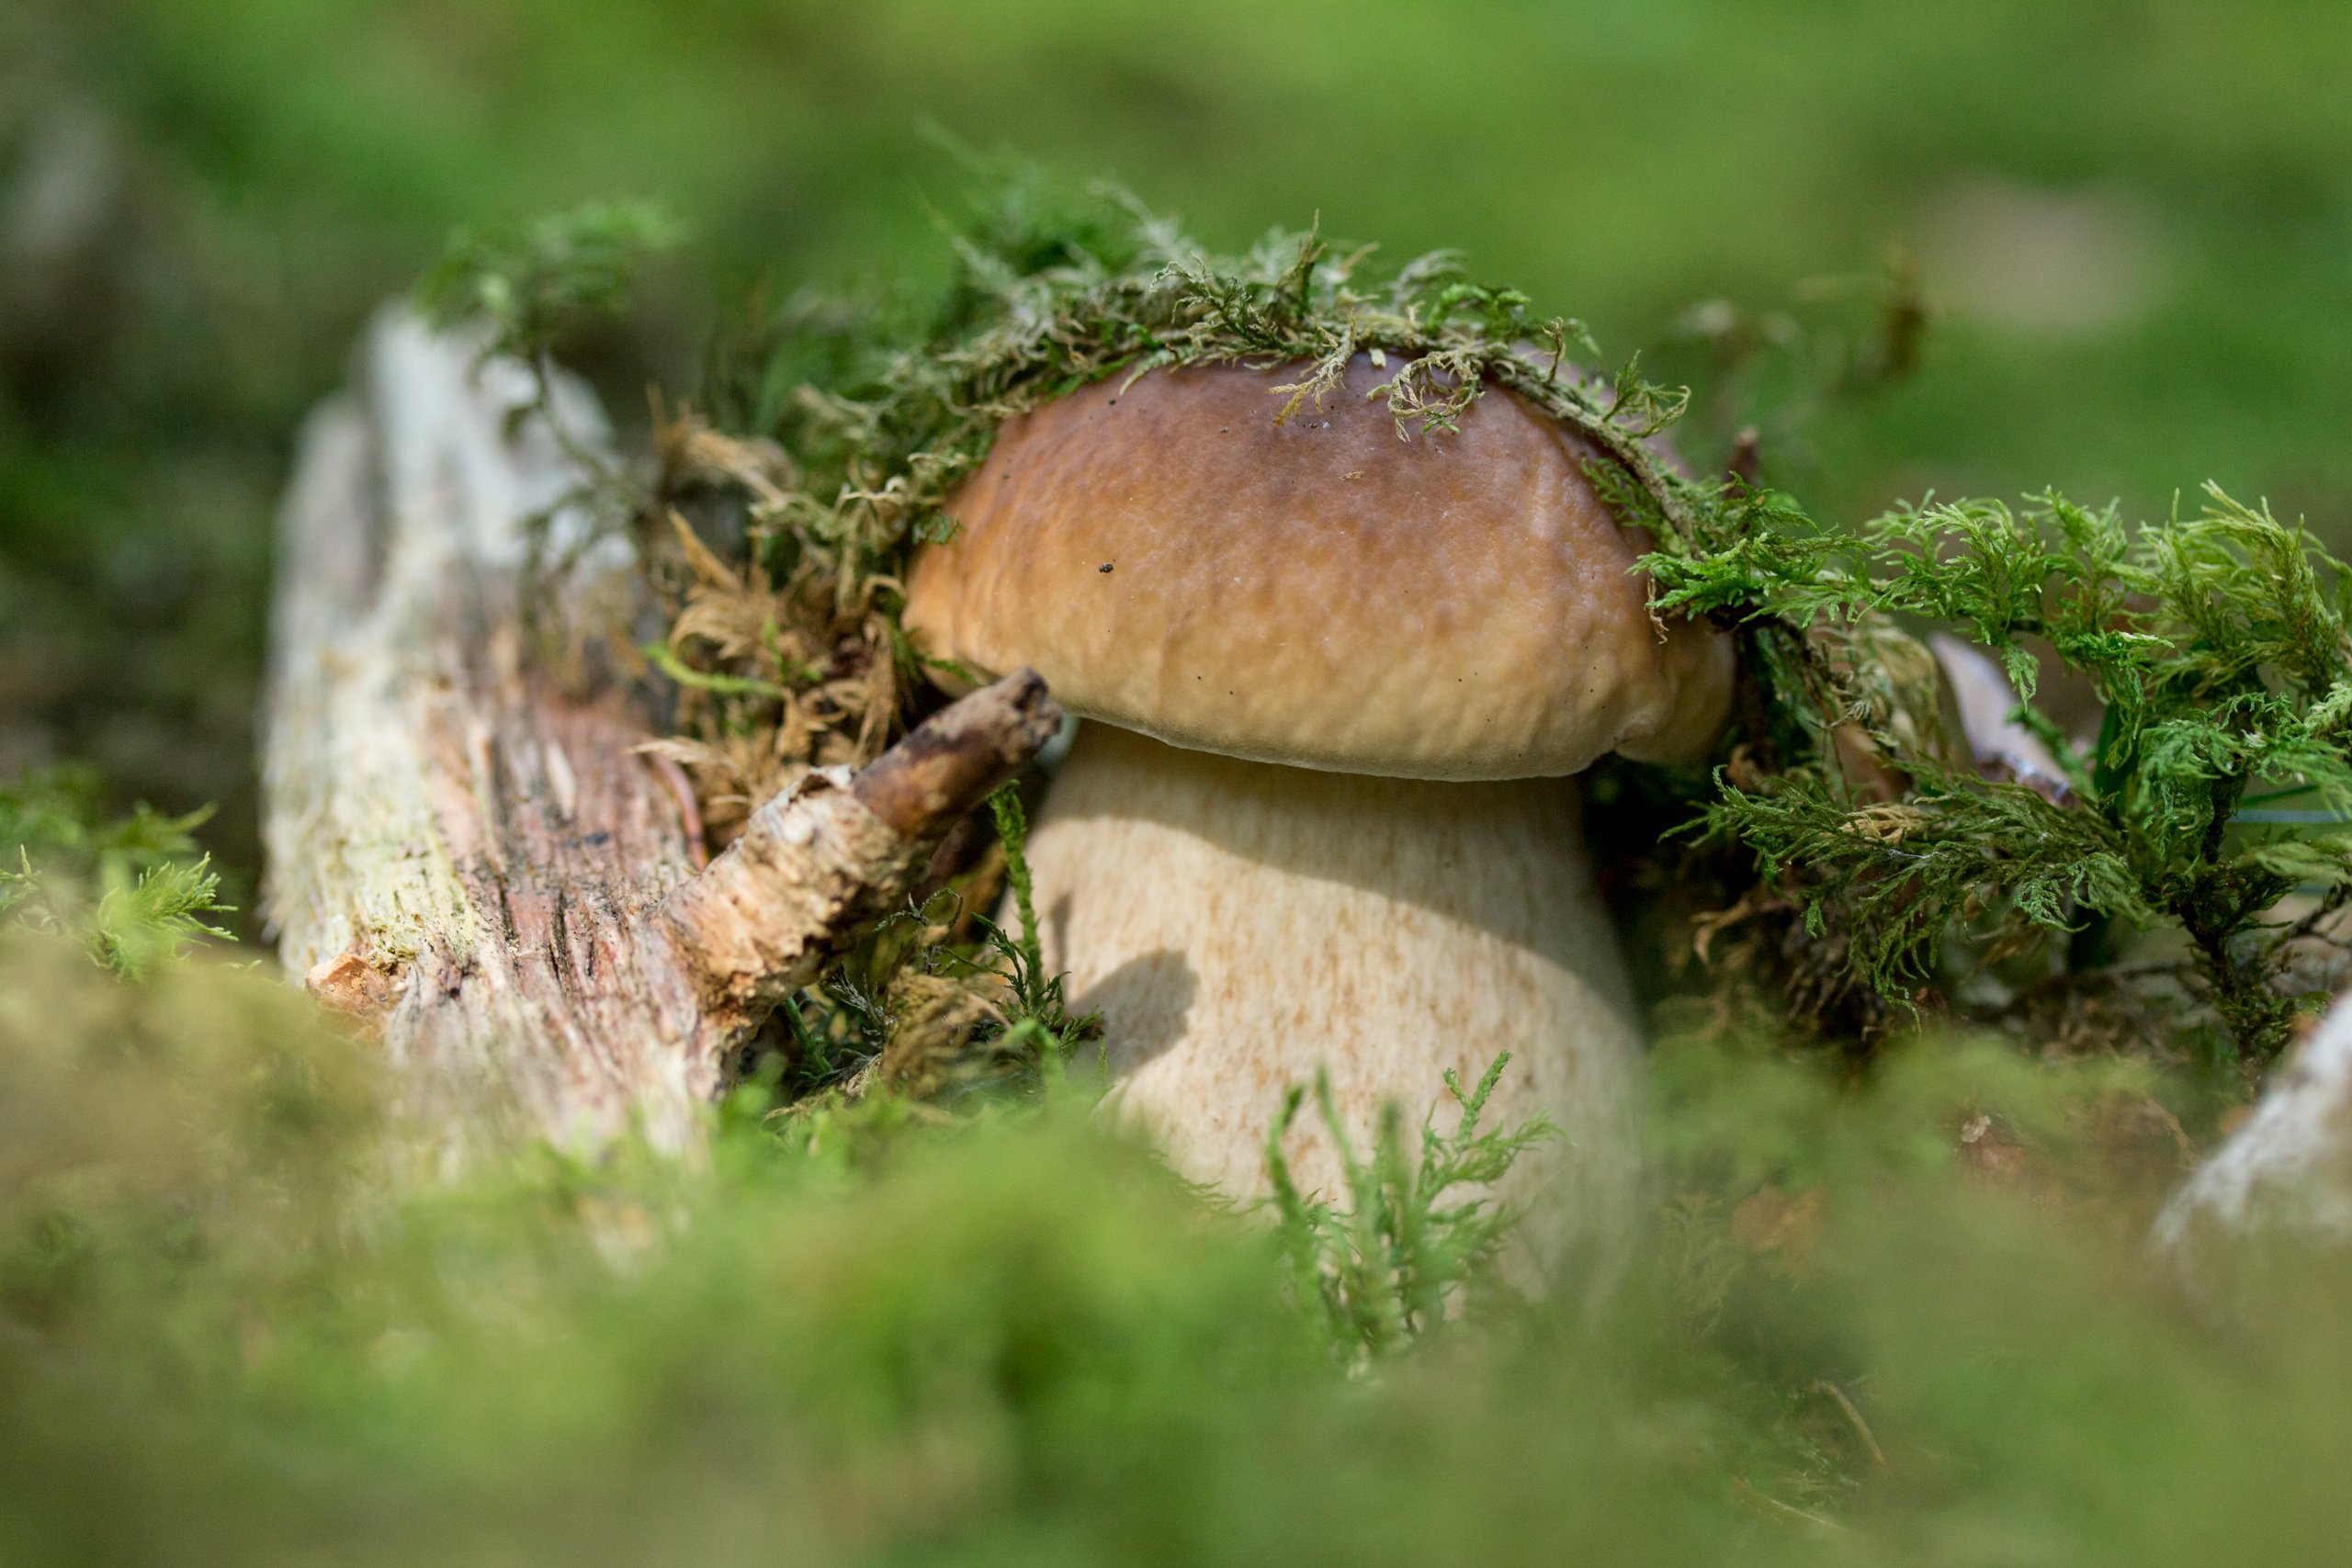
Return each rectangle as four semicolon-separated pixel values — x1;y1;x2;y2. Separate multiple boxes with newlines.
904;354;1731;1238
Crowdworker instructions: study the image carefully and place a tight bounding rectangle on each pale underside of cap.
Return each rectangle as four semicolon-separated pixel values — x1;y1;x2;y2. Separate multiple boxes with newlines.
902;355;1733;780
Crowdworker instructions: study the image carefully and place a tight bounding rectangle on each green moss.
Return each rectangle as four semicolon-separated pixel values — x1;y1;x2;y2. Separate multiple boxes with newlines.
0;766;230;976
8;915;2352;1564
697;178;1713;621
421;201;682;369
1265;1053;1560;1363
1665;486;2352;1064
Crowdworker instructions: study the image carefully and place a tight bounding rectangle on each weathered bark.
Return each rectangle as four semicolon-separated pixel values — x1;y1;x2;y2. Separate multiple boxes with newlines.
2157;995;2352;1258
261;310;1057;1156
662;671;1061;1041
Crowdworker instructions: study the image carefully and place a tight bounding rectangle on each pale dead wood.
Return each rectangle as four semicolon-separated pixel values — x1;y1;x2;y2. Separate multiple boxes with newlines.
2158;996;2352;1258
661;669;1058;1038
261;310;1056;1156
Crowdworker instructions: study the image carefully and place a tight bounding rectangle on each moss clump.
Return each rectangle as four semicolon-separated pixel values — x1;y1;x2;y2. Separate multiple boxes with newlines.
0;765;229;977
695;180;1702;604
1653;486;2352;1069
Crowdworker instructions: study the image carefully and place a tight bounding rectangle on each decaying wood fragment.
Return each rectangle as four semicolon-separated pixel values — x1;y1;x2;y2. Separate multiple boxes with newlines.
261;310;1057;1156
659;670;1058;1038
2158;996;2352;1258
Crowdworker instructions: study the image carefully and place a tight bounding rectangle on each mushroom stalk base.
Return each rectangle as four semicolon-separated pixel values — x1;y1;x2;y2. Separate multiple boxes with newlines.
1023;724;1643;1250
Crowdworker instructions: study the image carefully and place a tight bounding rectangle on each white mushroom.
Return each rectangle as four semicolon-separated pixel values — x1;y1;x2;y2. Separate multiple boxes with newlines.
905;355;1732;1242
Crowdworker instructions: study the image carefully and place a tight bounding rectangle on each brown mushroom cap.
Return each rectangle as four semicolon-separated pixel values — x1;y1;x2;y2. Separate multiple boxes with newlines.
903;354;1733;780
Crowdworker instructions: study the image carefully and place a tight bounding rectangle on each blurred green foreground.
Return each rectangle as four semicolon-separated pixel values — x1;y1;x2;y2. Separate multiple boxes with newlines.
9;927;2352;1565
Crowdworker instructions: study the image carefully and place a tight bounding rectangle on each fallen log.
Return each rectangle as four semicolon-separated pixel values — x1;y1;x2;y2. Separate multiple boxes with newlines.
260;310;1057;1156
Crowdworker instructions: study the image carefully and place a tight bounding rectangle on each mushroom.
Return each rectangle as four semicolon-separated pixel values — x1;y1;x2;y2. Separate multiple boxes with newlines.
904;354;1732;1239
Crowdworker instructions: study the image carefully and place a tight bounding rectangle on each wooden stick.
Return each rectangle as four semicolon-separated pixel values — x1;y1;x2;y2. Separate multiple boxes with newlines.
658;671;1058;1036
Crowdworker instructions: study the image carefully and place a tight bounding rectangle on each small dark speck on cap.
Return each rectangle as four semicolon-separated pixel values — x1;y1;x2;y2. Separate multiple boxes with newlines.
1099;562;1114;573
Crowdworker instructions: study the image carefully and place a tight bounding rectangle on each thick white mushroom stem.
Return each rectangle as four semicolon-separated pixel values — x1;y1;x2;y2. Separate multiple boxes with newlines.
1026;723;1642;1245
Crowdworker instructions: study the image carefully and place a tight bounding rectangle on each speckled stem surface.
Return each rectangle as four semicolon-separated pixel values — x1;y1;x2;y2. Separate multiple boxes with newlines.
1023;722;1643;1250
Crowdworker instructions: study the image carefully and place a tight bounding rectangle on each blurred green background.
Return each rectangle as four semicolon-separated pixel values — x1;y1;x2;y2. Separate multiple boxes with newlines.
6;0;2350;900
